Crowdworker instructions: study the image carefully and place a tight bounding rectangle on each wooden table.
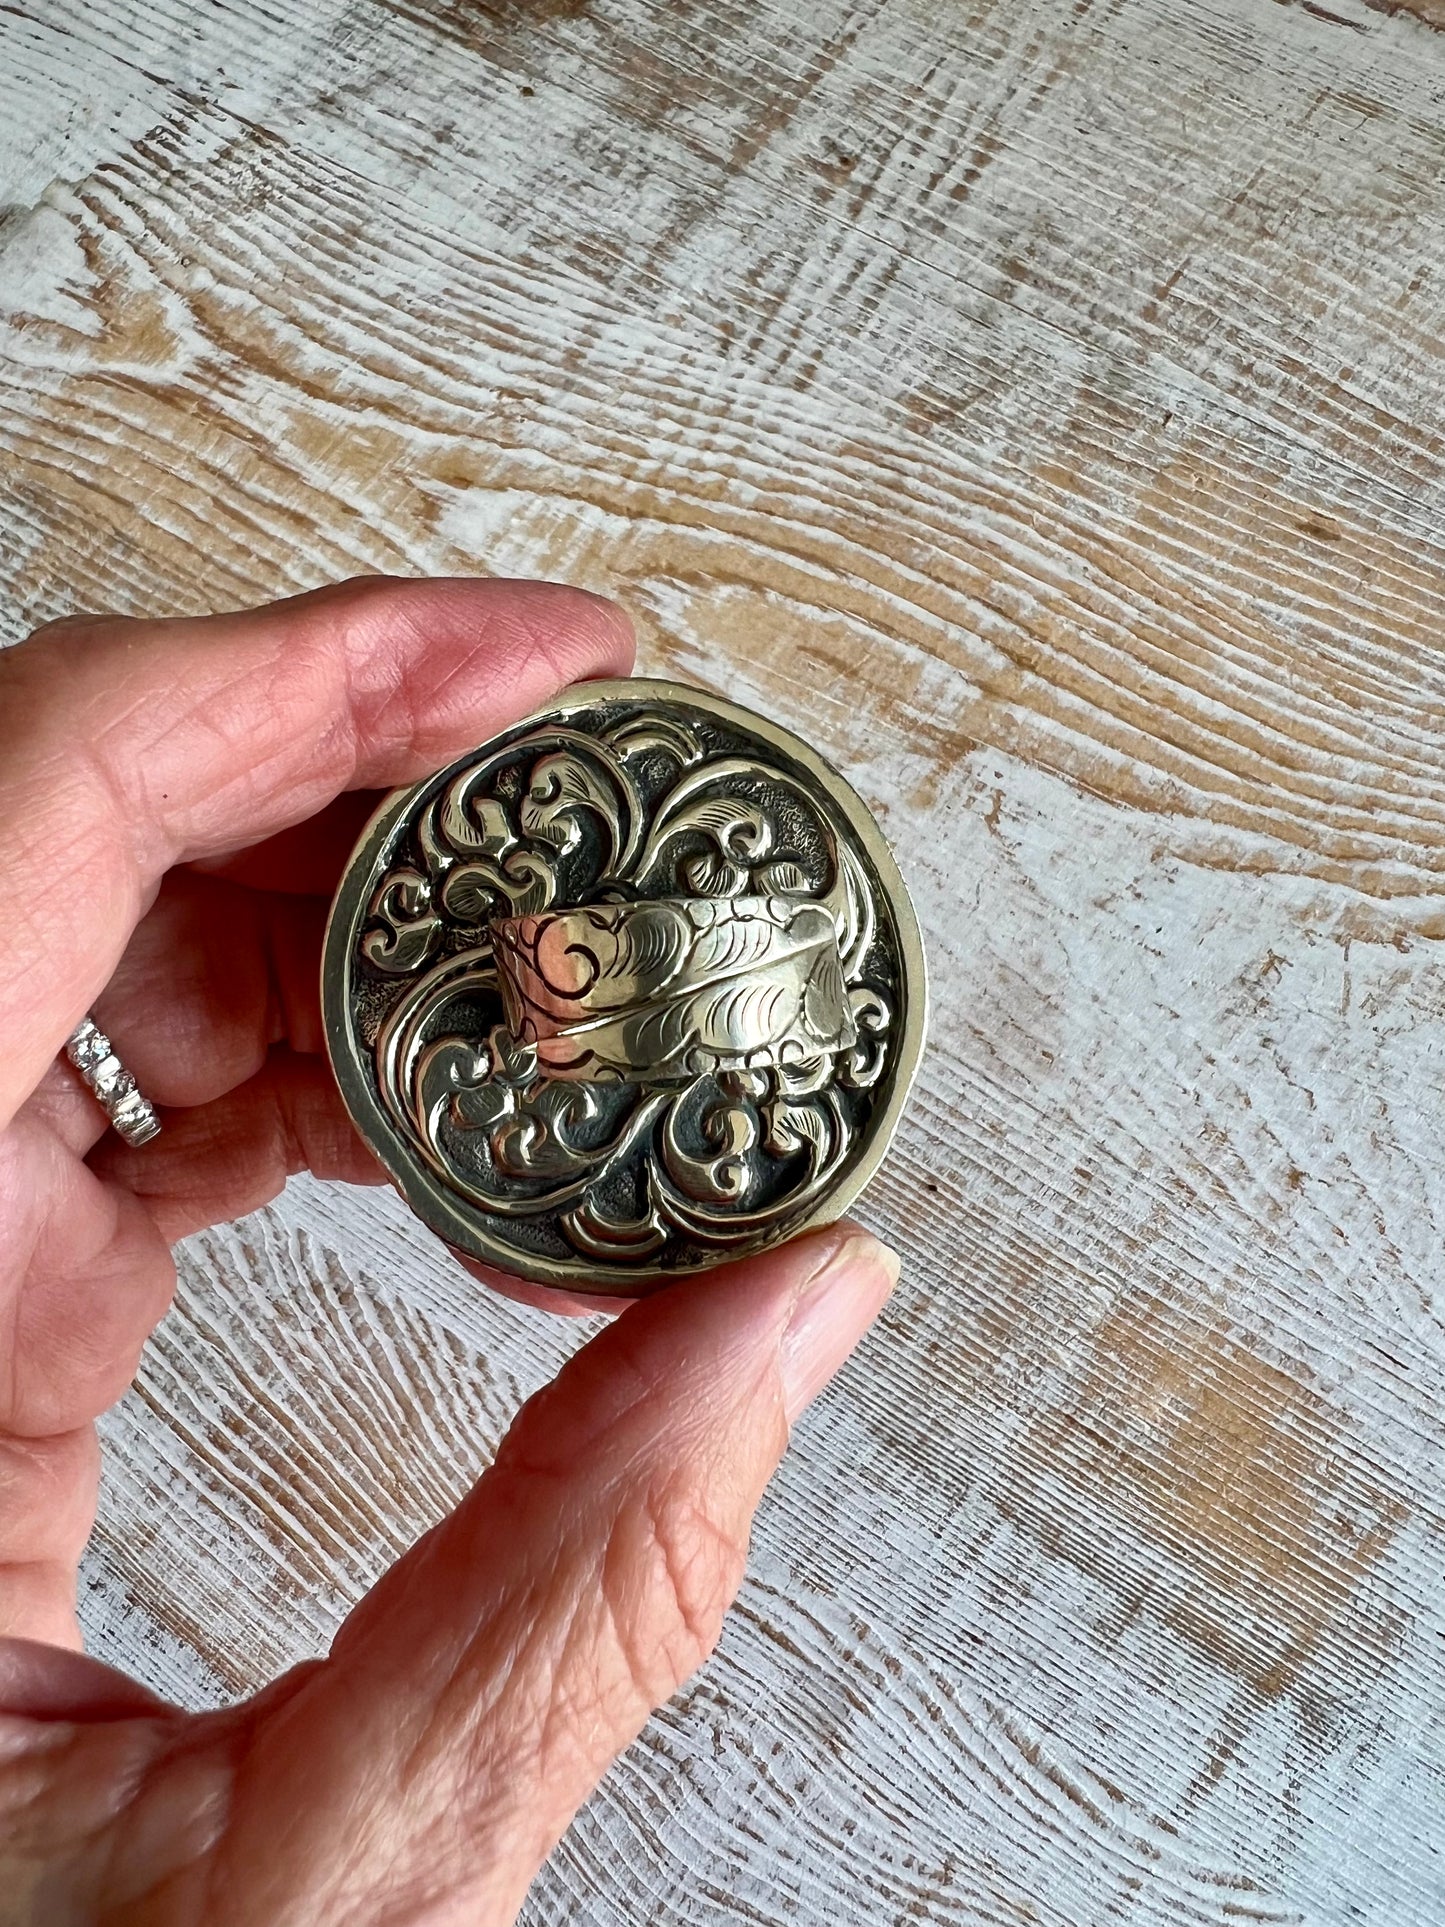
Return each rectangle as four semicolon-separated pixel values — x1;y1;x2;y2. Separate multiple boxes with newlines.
5;1;1445;1919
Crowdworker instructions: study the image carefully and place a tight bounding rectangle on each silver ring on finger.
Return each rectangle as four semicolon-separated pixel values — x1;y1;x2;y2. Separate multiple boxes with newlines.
64;1014;162;1147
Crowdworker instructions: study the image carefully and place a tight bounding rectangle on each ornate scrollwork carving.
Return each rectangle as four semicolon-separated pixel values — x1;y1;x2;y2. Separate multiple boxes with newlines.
347;692;909;1276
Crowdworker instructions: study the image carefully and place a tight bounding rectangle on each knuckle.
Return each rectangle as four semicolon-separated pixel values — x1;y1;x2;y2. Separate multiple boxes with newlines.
604;1476;751;1703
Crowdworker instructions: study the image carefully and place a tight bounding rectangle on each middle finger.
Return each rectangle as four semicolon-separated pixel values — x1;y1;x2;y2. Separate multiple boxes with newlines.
94;870;329;1109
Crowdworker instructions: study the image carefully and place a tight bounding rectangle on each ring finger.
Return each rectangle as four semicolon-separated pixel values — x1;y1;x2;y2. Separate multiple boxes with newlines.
24;871;330;1156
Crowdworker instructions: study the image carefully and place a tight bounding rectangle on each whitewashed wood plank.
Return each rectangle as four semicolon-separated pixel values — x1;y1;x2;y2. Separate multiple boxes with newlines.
5;0;1445;1919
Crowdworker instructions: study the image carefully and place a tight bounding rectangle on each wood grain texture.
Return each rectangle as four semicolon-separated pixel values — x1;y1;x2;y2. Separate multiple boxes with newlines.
5;0;1445;1919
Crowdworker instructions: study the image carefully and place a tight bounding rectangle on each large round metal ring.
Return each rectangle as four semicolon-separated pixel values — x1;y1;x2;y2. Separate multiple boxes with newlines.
322;679;927;1294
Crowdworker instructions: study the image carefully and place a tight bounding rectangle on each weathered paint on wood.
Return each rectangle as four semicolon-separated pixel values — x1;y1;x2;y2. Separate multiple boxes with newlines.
4;0;1445;1919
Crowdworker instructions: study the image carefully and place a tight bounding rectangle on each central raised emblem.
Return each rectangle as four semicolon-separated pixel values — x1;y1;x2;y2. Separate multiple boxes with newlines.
491;895;856;1084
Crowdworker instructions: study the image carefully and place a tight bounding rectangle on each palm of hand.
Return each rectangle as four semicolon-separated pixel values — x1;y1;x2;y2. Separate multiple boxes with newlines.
0;579;895;1925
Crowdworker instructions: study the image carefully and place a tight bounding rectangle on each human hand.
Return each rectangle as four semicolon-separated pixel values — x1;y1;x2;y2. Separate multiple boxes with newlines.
0;579;899;1924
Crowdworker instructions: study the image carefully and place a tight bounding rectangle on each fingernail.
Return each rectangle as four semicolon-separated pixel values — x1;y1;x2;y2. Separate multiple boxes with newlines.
779;1231;901;1425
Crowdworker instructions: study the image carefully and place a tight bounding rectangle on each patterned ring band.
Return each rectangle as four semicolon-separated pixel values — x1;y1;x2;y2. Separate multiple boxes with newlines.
65;1015;162;1147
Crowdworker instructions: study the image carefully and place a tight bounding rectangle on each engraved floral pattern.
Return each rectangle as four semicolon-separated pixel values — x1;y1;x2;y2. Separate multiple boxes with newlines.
356;703;899;1269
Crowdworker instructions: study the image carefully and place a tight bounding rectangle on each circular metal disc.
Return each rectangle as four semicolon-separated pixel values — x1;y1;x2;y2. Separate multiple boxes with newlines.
322;679;927;1293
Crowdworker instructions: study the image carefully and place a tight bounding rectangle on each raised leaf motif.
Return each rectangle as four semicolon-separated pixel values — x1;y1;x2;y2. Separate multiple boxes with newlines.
683;849;749;897
755;859;812;895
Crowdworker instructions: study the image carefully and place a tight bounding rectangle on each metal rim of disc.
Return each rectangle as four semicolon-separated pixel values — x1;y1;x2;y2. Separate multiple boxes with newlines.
321;678;928;1293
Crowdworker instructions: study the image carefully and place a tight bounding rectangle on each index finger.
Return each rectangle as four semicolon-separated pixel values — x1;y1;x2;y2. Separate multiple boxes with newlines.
0;576;634;1126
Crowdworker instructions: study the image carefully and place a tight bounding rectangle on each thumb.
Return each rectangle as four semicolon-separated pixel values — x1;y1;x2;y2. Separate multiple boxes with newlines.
213;1225;898;1925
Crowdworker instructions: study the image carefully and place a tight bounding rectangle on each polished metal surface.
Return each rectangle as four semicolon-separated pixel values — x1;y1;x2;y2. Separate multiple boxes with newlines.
490;894;857;1083
322;680;927;1292
66;1014;162;1147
